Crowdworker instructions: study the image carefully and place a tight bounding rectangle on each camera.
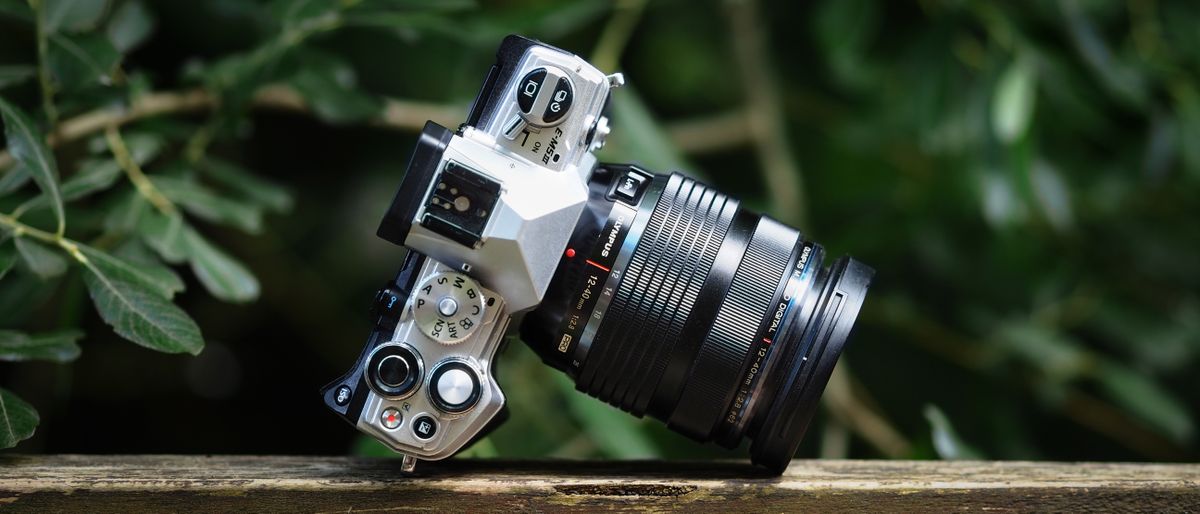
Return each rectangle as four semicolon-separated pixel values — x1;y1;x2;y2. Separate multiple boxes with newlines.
321;35;874;474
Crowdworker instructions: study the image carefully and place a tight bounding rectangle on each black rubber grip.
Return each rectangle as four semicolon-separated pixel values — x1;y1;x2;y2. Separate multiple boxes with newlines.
667;217;798;440
577;174;734;414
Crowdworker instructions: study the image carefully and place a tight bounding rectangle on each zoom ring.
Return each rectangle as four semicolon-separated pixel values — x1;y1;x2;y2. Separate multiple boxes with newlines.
666;217;798;440
578;174;733;414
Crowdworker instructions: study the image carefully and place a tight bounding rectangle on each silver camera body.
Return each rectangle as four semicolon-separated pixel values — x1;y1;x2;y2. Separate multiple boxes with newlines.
322;36;623;471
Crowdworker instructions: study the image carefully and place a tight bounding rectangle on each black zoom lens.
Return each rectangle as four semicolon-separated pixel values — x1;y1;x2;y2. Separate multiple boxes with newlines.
521;165;873;474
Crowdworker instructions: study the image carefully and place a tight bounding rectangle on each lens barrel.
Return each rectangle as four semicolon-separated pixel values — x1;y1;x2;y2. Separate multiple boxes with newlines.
521;165;873;474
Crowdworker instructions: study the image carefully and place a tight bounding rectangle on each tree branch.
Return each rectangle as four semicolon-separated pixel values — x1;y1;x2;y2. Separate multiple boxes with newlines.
823;363;913;458
665;110;753;154
725;0;808;227
0;86;461;171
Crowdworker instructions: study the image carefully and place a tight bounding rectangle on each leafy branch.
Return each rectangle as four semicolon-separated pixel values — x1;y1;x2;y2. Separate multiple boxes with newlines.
0;86;460;172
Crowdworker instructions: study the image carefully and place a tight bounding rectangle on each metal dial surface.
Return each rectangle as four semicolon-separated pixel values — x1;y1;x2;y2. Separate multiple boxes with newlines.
412;271;486;344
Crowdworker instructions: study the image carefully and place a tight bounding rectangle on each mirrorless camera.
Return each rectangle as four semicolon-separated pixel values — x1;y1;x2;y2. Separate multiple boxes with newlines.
321;35;874;474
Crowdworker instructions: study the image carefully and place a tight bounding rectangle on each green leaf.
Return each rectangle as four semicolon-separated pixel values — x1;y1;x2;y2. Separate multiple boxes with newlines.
78;243;183;298
0;165;31;195
1030;160;1073;231
1095;362;1194;443
994;320;1090;382
0;387;38;449
0;98;65;235
106;0;154;52
288;50;382;124
0;329;82;362
0;65;36;89
202;158;293;213
82;257;204;355
103;189;149;236
13;237;67;279
183;227;259;303
48;32;121;91
992;55;1037;144
152;176;264;233
268;0;339;31
978;169;1028;228
924;404;983;460
136;209;187;263
44;0;108;33
88;131;164;163
16;158;122;215
599;88;694;177
62;159;122;199
554;373;658;459
0;0;33;22
0;240;15;280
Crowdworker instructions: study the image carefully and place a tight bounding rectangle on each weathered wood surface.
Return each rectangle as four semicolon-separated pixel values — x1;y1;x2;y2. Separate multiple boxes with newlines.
1;455;1197;512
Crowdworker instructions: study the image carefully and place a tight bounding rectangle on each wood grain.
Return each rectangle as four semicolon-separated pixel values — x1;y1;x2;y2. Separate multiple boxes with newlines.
1;456;1197;512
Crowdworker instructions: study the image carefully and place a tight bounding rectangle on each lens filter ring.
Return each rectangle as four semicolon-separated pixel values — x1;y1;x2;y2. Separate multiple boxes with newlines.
748;256;874;474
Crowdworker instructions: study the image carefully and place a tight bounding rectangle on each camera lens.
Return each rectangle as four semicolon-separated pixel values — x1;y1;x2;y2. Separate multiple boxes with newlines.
521;165;873;473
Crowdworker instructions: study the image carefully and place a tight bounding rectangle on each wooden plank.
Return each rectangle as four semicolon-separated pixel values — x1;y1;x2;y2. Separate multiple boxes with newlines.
1;455;1197;512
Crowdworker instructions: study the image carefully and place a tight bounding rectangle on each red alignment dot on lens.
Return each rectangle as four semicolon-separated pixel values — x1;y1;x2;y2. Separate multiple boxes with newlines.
565;248;576;258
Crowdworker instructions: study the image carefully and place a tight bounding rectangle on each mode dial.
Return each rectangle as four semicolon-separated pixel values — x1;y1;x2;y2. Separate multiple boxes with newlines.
413;272;486;344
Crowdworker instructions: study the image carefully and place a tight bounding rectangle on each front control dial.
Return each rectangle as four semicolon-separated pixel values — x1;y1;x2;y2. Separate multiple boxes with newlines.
366;344;422;398
429;361;482;414
413;272;486;344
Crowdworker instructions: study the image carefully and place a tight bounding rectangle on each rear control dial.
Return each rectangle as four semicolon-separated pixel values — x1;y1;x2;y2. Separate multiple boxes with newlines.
429;361;482;414
413;272;487;344
366;344;422;398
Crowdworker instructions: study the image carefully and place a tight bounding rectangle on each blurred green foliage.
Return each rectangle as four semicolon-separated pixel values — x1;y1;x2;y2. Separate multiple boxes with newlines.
0;0;1197;462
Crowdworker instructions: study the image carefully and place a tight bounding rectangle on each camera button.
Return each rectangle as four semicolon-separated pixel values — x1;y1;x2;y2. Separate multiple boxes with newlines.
381;407;402;430
429;361;481;413
366;345;422;398
333;385;352;406
542;77;573;124
613;171;647;204
371;286;404;319
413;415;438;440
377;355;411;389
517;68;547;114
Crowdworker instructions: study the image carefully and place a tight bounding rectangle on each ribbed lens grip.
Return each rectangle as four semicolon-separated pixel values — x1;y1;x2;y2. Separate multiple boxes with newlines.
666;217;798;440
577;174;735;413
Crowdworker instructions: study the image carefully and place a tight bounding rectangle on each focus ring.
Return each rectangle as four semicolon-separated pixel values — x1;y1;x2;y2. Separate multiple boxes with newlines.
578;175;733;414
667;217;798;440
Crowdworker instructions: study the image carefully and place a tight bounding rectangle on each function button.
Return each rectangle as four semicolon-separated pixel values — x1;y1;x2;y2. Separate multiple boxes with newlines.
334;385;352;406
367;345;422;398
413;415;438;440
429;361;481;414
517;68;547;114
371;286;405;319
613;170;648;204
381;407;402;430
542;77;573;124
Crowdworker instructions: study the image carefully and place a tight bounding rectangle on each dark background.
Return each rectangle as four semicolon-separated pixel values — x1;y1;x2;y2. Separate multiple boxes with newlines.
2;0;1198;462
